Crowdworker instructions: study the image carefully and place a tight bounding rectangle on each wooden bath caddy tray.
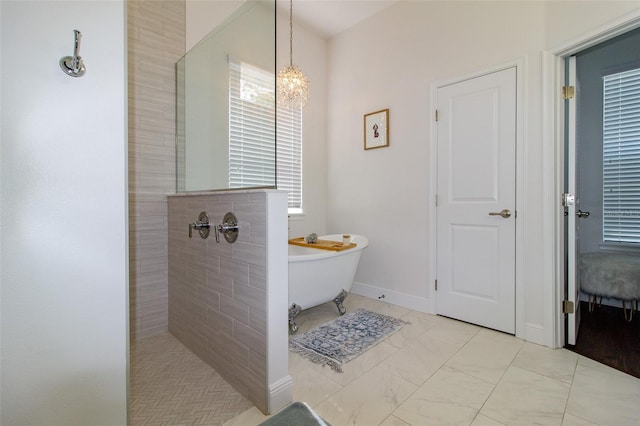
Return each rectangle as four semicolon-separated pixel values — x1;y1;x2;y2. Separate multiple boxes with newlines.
288;237;357;251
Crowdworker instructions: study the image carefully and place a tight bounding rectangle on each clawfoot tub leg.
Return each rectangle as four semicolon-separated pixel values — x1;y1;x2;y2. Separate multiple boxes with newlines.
334;289;348;315
289;303;301;334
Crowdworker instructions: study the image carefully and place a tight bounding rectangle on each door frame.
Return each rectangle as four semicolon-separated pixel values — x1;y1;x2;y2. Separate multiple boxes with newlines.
545;11;640;348
429;58;526;340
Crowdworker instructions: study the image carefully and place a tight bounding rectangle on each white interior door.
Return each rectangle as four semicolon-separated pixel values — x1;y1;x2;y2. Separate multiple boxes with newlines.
566;56;581;345
436;67;516;334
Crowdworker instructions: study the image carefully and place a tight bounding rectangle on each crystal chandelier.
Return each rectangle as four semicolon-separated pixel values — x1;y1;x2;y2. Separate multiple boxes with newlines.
277;0;309;108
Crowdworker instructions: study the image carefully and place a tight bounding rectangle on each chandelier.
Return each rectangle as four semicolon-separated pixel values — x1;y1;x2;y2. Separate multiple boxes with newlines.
277;0;309;108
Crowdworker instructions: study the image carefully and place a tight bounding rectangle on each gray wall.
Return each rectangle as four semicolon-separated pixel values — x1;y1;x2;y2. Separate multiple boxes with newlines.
576;28;640;254
128;0;186;340
168;190;291;414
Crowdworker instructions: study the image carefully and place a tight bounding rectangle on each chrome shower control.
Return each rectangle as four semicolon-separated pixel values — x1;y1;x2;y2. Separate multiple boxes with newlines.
215;212;239;243
188;211;210;239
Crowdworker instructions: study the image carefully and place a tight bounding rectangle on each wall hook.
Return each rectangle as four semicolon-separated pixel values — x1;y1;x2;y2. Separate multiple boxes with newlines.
60;29;86;77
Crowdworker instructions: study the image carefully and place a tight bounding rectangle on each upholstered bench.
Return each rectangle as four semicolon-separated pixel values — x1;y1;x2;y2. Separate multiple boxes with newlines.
580;252;640;321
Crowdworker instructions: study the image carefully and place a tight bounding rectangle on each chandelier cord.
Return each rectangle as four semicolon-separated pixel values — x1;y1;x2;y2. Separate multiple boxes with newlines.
277;0;308;108
289;0;293;66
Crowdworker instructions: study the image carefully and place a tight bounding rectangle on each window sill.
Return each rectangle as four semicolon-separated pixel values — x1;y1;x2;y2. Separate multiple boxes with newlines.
288;209;305;220
598;242;640;253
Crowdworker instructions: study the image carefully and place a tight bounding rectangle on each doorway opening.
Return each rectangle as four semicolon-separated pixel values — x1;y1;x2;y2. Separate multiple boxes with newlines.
563;26;640;379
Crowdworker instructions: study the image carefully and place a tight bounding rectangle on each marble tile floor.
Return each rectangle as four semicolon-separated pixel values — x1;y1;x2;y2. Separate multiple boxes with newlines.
225;294;640;426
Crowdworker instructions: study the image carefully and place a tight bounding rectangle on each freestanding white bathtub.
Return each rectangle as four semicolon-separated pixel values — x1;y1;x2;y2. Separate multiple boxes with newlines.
288;234;368;333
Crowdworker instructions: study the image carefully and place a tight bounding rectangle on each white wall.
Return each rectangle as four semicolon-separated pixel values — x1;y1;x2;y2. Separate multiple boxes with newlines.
324;1;640;346
1;1;128;423
327;0;545;315
276;8;328;239
544;1;640;48
0;2;3;419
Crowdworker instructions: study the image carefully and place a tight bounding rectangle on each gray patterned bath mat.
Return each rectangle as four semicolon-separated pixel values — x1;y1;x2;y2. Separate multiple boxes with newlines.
289;309;408;373
258;402;330;426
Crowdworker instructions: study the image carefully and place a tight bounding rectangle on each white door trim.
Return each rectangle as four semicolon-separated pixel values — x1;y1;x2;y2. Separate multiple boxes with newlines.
429;58;526;340
544;10;640;349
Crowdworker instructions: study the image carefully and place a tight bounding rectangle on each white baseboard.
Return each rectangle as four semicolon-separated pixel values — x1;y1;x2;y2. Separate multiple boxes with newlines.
268;375;293;414
351;282;556;346
353;282;550;347
524;322;545;346
352;281;432;314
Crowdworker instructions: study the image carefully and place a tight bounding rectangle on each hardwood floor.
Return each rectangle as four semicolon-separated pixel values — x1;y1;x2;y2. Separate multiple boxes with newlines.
567;301;640;379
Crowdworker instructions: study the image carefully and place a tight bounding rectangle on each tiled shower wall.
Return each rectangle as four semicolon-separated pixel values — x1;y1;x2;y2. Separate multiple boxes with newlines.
168;191;275;413
128;0;185;340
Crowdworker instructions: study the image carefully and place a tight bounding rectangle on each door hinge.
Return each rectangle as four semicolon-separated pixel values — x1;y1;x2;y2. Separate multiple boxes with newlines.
562;193;575;207
562;300;574;314
562;85;575;100
435;110;439;122
435;279;438;291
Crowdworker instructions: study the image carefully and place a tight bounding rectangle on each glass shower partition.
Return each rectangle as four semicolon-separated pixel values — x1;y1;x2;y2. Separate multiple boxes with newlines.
176;0;276;192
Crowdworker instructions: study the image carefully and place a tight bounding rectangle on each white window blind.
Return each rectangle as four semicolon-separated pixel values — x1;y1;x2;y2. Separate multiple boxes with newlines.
229;60;303;210
277;105;303;211
229;61;276;188
602;67;640;243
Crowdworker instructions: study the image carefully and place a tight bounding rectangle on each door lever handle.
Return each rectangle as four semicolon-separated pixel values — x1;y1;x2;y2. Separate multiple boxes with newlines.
488;209;511;218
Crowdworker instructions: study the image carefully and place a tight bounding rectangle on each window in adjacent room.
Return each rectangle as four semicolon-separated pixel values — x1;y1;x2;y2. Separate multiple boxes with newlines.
602;67;640;243
229;59;303;213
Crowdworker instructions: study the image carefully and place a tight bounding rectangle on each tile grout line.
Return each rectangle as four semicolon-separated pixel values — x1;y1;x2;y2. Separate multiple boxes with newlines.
560;356;580;424
384;318;485;425
466;337;527;425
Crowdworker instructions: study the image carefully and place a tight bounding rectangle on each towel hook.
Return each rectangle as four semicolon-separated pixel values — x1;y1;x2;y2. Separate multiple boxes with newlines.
60;30;86;77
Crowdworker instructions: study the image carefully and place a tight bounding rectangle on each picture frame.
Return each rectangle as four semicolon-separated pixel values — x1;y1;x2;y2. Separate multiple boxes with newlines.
364;109;389;150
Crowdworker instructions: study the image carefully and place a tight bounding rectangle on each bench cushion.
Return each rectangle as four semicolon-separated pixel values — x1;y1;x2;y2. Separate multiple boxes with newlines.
580;252;640;300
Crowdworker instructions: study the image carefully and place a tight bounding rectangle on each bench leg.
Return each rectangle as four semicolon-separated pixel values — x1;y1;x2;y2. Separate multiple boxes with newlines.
588;295;602;313
622;300;634;322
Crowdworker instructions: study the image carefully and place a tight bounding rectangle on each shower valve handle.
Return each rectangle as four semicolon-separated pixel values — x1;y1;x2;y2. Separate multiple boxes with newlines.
188;211;210;239
214;212;239;243
188;222;210;238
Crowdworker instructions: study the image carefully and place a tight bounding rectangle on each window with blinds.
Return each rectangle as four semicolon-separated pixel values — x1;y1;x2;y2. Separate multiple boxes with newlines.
277;104;303;212
602;67;640;243
229;60;303;211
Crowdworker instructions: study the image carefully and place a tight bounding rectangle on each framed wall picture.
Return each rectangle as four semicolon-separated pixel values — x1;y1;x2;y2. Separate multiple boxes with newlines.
364;109;389;150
